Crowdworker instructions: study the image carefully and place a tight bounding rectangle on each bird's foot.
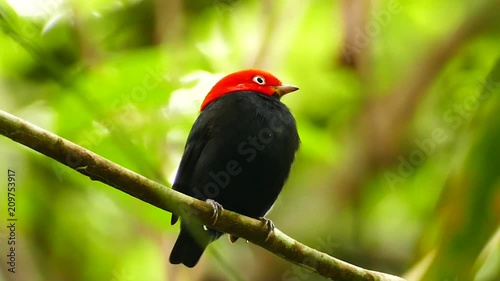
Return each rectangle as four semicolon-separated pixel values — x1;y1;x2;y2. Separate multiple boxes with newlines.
258;217;275;242
206;199;224;226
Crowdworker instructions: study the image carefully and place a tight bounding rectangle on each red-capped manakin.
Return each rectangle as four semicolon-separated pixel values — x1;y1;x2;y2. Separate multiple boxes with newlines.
169;69;300;267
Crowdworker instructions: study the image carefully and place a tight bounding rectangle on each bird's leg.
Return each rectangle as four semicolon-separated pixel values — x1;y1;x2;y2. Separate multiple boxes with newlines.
258;217;275;242
228;235;239;243
206;199;224;226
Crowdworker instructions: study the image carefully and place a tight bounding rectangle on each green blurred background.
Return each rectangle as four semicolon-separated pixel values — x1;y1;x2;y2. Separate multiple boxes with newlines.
0;0;499;280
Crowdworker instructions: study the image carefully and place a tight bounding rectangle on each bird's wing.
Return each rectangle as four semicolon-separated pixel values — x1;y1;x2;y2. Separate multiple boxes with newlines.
170;115;212;225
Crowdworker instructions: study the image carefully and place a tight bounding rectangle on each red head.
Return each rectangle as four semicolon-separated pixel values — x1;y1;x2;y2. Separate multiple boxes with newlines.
200;69;298;111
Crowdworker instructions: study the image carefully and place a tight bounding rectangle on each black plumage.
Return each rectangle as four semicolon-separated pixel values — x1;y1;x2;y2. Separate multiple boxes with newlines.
169;91;299;267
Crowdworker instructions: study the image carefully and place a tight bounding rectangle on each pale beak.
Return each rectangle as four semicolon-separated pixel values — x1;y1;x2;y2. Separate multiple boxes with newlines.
274;84;299;97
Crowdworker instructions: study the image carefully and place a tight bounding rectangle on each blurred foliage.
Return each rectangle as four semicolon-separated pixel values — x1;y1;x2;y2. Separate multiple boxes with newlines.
0;0;499;281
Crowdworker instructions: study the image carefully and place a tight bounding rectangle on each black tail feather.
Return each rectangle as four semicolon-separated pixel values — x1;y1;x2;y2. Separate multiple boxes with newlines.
170;229;206;267
170;224;221;267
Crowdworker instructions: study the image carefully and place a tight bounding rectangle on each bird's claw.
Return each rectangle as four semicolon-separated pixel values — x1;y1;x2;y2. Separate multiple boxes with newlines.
259;217;275;242
206;199;224;226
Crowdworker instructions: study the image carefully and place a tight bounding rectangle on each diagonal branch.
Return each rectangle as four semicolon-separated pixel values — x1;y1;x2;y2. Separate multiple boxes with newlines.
0;109;405;281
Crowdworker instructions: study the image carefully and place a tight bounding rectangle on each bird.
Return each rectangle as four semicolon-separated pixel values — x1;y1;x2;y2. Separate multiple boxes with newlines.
169;69;300;267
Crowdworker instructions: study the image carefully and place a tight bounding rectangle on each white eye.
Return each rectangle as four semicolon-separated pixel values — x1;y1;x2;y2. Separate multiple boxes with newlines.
253;75;266;85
